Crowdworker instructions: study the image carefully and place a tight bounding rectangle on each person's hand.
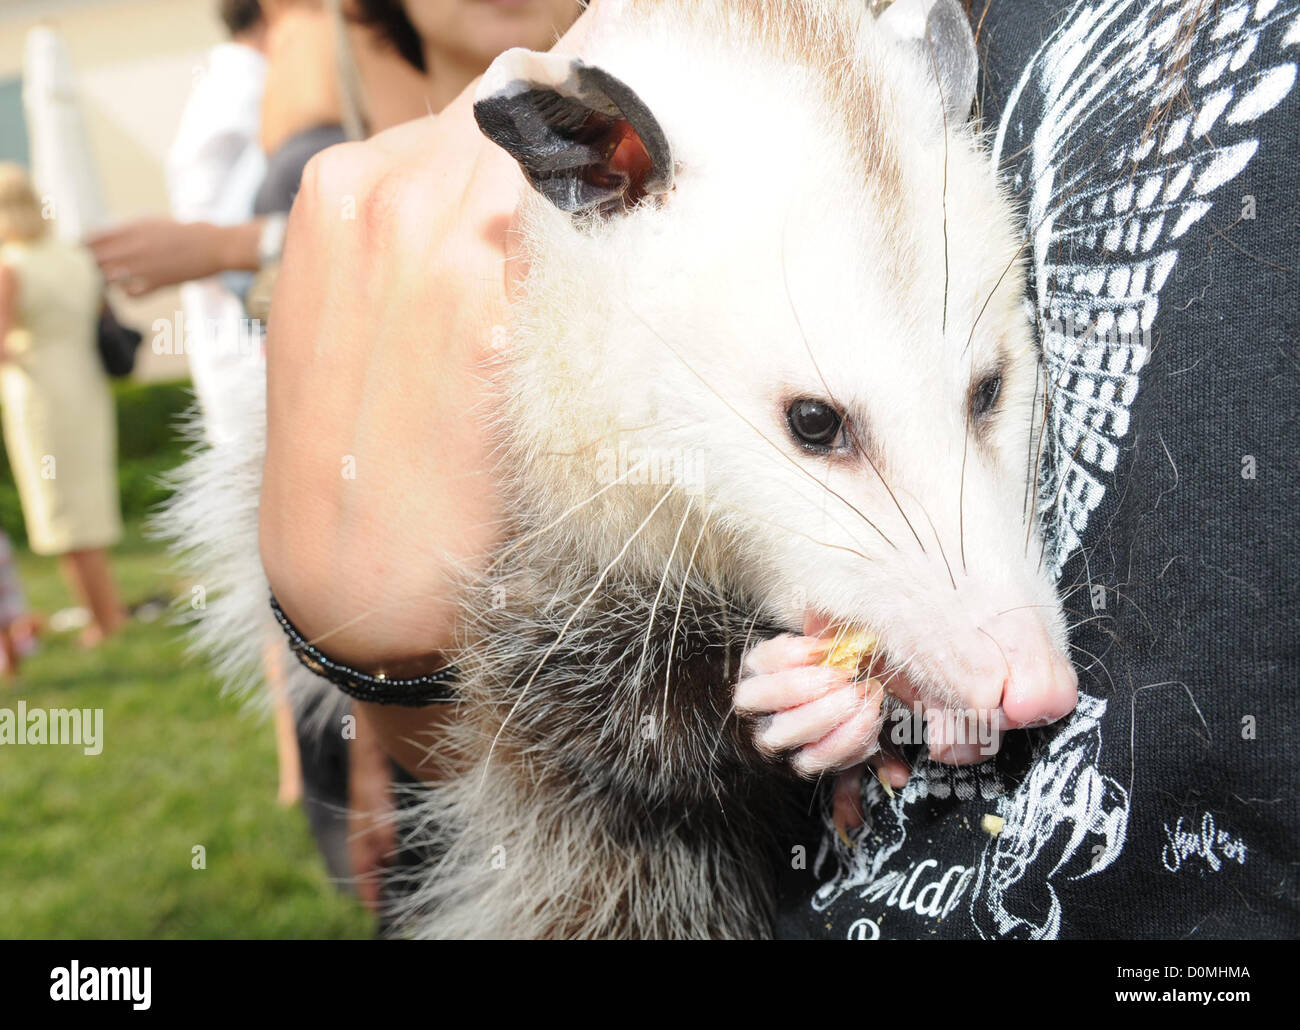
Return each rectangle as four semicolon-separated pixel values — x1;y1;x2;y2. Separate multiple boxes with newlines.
260;95;523;773
87;217;261;296
258;105;515;668
258;2;604;672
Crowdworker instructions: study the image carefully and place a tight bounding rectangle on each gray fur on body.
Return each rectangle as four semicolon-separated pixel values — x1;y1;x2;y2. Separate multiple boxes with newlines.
391;559;807;939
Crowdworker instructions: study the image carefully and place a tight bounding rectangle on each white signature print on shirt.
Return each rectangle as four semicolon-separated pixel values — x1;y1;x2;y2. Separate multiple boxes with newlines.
1162;812;1248;873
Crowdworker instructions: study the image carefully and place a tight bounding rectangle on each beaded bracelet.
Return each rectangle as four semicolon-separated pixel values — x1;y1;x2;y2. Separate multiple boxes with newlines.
269;593;459;706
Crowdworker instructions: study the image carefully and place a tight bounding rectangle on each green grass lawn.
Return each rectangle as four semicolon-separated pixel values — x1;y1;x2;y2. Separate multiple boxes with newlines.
0;523;373;939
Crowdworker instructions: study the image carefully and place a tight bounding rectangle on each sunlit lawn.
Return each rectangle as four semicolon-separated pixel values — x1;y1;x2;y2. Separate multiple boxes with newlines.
0;523;372;939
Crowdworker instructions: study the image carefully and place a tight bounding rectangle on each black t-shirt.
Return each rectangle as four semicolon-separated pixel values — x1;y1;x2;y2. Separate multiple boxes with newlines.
776;0;1300;940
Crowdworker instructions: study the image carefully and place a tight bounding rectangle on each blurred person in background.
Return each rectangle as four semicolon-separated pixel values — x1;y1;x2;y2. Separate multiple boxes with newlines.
87;0;429;301
166;0;268;448
0;163;125;649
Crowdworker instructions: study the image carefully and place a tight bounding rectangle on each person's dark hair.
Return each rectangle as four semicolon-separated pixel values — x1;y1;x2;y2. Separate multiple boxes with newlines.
351;0;426;73
219;0;263;37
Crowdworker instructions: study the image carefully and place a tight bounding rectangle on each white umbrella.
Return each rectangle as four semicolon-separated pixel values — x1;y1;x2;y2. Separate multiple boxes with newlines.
21;25;106;241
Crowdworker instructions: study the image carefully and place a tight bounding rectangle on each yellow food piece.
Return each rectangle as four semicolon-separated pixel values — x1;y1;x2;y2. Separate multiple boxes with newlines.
981;814;1005;837
821;628;879;673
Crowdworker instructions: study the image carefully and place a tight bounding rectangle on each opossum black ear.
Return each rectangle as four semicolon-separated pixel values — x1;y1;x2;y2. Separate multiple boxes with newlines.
473;48;673;217
876;0;978;123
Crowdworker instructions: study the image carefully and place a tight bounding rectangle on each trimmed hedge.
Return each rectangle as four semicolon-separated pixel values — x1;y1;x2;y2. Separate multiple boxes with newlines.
0;378;195;547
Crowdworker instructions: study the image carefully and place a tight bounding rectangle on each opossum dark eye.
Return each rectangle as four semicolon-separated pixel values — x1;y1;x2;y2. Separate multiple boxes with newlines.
971;374;1002;421
786;399;846;451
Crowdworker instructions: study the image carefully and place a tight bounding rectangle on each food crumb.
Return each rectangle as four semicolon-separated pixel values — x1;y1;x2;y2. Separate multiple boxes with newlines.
981;813;1005;837
821;628;878;673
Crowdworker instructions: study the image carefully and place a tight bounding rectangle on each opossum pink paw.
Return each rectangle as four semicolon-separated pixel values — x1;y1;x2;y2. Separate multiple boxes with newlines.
735;633;843;717
739;633;830;677
832;766;865;835
831;756;912;839
736;636;889;774
734;663;846;714
752;682;865;756
870;752;912;791
788;680;885;776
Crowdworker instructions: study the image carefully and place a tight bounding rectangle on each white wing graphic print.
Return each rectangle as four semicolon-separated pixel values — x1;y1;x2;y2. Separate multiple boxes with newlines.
993;0;1300;579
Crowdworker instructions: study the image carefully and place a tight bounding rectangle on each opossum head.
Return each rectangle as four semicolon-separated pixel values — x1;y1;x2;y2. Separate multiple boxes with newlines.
476;0;1077;739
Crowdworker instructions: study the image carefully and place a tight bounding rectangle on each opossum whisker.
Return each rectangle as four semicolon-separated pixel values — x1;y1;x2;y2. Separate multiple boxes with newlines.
1025;342;1058;543
708;609;769;775
479;486;677;787
897;485;957;590
727;442;879;556
1023;240;1068;537
963;158;1103;545
780;209;929;558
1051;579;1100;607
1067;641;1116;695
1064;612;1112;634
663;512;712;732
1057;575;1156;635
922;18;952;338
992;599;1081;619
616;289;899;552
959;366;972;575
977;625;1013;688
1128;679;1211;801
961;230;1030;360
1008;169;1132;544
488;461;637;570
1021;357;1045;527
873;646;922;697
966;144;1102;360
636;494;697;695
697;490;875;567
965;180;1102;569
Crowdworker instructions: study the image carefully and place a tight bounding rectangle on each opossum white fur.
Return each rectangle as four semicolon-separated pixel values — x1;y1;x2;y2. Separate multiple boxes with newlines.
166;0;1068;939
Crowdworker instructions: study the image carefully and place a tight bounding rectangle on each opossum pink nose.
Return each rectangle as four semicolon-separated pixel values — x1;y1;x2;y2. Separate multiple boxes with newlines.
946;610;1075;724
974;609;1078;731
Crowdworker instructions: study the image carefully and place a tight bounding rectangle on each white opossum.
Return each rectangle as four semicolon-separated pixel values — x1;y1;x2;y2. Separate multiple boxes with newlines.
167;0;1079;938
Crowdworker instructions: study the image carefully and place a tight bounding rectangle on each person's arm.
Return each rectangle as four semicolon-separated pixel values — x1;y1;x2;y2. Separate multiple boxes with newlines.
0;263;17;361
257;92;515;781
86;218;264;297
